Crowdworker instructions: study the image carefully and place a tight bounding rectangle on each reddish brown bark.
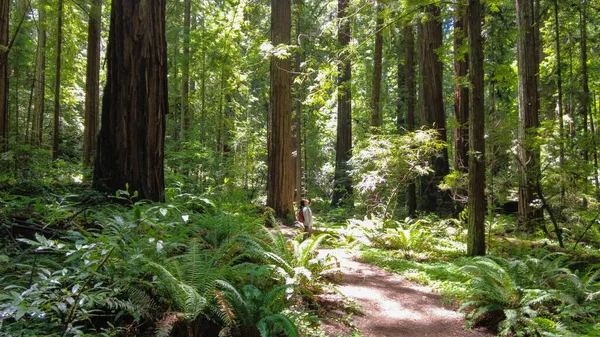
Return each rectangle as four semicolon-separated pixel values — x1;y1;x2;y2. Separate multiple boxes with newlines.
267;0;294;220
93;0;168;202
467;0;485;256
420;4;450;213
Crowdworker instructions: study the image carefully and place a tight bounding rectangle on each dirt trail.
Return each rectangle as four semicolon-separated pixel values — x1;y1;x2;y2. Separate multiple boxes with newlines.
318;249;494;337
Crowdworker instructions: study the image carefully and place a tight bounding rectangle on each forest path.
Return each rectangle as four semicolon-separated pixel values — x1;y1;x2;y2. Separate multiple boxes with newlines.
316;248;494;337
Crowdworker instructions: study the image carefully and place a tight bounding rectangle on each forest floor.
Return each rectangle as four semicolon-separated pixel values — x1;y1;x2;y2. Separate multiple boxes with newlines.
278;225;494;337
316;248;494;337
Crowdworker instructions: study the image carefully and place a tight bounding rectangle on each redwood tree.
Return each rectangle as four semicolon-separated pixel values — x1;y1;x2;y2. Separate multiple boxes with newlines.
453;1;469;173
267;0;294;220
420;4;450;213
83;0;102;167
516;0;542;230
331;0;353;208
93;0;168;202
467;0;485;256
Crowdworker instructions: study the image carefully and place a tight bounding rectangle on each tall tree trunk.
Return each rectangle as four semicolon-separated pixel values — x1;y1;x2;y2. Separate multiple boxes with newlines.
180;0;190;138
93;0;168;202
516;0;542;231
420;4;450;213
293;0;303;205
467;0;485;256
553;0;564;205
83;0;102;167
0;0;8;151
405;23;416;217
453;0;468;173
267;0;294;220
31;5;46;147
331;0;353;208
369;4;383;131
52;0;63;160
592;92;599;196
580;2;589;163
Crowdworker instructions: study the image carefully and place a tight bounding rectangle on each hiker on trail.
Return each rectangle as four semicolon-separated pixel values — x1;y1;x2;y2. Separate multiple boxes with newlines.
298;199;313;239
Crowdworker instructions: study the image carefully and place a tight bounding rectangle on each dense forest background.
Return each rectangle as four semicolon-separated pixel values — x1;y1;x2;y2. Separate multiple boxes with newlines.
1;0;600;336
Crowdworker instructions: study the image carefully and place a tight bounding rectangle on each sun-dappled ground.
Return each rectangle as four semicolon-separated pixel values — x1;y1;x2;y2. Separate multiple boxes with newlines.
317;249;494;337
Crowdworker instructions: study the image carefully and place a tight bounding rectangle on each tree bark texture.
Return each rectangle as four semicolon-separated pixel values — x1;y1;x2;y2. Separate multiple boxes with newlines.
420;4;450;213
267;0;294;220
331;0;353;208
0;0;9;151
516;0;542;230
31;6;46;147
405;23;416;217
467;0;485;256
453;1;469;173
52;0;63;160
83;0;102;167
369;5;383;131
93;0;168;202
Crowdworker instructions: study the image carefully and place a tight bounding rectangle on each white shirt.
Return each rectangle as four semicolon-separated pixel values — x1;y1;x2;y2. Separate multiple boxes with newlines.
302;206;313;228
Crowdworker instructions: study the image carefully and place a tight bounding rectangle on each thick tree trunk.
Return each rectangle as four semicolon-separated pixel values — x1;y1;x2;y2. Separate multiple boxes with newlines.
369;4;383;131
83;0;102;167
52;0;63;160
267;0;294;220
93;0;168;202
467;0;485;256
31;6;46;147
453;1;469;173
516;0;542;231
420;4;450;213
405;23;416;217
331;0;353;208
0;0;8;151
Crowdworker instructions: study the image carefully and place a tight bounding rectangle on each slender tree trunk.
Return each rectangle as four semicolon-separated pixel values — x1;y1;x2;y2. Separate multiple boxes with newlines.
25;66;35;144
331;0;353;208
52;0;64;160
553;0;564;205
180;0;190;138
293;0;303;205
267;0;294;221
93;0;168;202
369;4;383;132
467;0;485;256
83;0;102;167
453;1;468;173
516;0;542;231
31;6;46;147
405;23;416;217
592;92;599;196
420;4;450;213
0;0;8;151
14;59;19;144
580;2;589;163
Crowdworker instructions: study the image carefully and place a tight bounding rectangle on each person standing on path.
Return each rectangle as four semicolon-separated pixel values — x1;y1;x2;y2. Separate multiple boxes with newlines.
300;199;313;239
